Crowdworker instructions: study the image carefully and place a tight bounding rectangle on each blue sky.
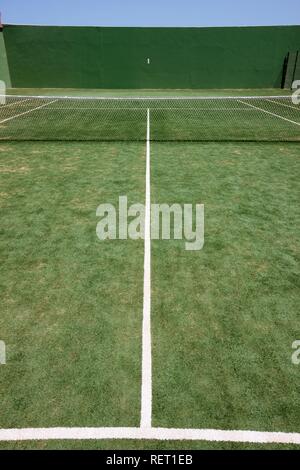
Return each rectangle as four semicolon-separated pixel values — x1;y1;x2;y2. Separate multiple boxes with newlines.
0;0;299;27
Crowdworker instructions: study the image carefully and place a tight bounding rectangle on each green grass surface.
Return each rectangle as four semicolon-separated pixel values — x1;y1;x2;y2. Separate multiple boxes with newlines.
151;142;300;432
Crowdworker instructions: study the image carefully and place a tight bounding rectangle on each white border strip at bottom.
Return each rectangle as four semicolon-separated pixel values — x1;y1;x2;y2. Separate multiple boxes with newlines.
0;427;300;444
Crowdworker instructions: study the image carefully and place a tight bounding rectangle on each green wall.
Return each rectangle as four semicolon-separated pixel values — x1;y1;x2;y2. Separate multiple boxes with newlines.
3;25;300;89
0;30;11;87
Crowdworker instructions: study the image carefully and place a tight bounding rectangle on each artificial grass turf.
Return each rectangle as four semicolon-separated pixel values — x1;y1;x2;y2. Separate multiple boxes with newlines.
0;141;145;427
151;142;300;432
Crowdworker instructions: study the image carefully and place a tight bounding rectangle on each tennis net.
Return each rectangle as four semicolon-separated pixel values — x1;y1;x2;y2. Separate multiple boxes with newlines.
0;95;299;141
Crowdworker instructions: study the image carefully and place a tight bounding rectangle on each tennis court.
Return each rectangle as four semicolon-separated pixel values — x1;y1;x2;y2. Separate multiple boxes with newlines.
0;87;300;450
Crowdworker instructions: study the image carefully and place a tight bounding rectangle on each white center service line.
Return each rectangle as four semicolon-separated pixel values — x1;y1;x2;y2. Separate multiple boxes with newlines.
0;99;58;124
266;98;300;111
238;100;300;127
140;108;152;429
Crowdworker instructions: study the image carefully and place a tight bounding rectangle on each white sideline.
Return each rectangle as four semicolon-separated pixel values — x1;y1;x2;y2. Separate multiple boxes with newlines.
0;99;58;124
0;427;300;444
140;109;152;428
266;98;300;111
238;100;300;127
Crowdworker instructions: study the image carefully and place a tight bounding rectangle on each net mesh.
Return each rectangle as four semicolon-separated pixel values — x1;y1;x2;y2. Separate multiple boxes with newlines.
0;95;299;142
